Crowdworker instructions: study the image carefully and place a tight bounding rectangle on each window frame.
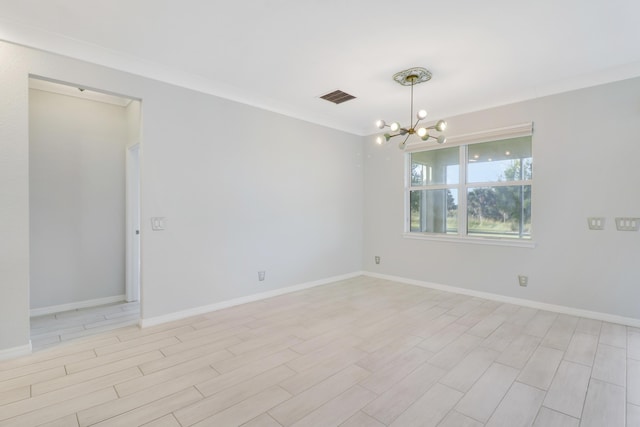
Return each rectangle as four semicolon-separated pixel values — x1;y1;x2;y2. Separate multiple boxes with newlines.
403;123;535;248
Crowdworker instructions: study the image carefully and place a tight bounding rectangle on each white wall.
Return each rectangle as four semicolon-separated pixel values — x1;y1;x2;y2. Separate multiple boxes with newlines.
0;40;363;354
0;42;30;351
29;88;128;309
139;85;364;318
363;77;640;320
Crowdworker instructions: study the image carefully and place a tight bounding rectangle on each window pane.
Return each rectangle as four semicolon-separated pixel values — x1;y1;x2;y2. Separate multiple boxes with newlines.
467;137;532;183
410;189;458;233
467;185;531;238
411;147;459;186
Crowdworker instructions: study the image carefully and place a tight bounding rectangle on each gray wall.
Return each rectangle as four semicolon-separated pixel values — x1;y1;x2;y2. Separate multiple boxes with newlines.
139;82;364;318
363;77;640;319
0;40;363;353
29;88;128;309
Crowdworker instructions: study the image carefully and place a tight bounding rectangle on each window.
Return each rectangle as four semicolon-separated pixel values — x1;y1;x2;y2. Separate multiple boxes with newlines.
406;124;532;241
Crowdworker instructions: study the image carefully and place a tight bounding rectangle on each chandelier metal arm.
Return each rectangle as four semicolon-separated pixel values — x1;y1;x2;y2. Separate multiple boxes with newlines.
374;67;447;148
400;133;411;148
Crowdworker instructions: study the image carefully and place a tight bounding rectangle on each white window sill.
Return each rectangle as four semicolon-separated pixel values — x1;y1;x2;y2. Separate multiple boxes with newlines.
403;232;537;248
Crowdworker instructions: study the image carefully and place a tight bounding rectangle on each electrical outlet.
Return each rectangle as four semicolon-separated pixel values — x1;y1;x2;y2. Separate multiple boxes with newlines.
375;256;381;265
587;217;605;230
258;271;266;281
518;275;528;287
615;217;640;231
150;217;165;231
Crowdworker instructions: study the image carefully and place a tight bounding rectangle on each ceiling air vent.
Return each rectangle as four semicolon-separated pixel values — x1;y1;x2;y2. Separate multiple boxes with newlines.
320;89;356;104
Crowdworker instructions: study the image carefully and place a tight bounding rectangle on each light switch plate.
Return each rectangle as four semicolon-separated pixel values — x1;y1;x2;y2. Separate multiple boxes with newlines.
587;217;605;230
151;217;166;231
615;217;640;231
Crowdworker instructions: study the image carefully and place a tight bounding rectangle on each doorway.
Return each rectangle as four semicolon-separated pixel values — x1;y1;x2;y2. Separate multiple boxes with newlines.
28;77;142;350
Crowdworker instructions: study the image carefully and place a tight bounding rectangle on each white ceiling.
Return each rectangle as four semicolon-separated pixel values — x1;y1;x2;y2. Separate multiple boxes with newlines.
1;0;640;136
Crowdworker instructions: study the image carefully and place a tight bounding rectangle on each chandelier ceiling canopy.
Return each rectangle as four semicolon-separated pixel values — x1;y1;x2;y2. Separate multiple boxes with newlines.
375;67;447;149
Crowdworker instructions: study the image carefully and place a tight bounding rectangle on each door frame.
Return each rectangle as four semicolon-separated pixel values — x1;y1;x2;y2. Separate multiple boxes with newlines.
125;143;140;302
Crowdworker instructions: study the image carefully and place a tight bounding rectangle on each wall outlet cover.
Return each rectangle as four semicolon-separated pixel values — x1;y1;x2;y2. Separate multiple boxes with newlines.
150;217;165;231
615;217;640;231
587;217;605;230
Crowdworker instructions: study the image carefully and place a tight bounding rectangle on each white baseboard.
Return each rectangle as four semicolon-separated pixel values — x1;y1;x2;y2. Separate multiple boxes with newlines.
140;271;364;328
0;341;32;361
364;271;640;328
30;295;126;317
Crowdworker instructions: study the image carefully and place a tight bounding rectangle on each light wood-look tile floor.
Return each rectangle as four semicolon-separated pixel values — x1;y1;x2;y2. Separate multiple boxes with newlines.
30;302;140;351
2;276;638;426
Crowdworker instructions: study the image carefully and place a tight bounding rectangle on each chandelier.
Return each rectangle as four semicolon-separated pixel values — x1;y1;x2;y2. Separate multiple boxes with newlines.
375;67;447;148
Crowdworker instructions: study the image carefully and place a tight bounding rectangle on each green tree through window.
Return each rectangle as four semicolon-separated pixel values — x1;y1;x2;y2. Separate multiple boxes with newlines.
407;131;532;239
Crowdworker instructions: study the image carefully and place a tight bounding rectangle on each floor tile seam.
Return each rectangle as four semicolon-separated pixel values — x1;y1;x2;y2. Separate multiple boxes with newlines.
541;401;585;423
435;353;499;395
590;369;627;388
450;359;521;417
32;320;95;331
362;366;447;426
0;384;119;424
0;347;102;373
357;342;425;370
266;373;371;425
54;349;165;378
56;326;140;346
29;329;77;342
82;385;201;427
81;319;139;332
355;357;430;396
193;361;284;398
448;374;502;426
70;343;183;374
227;334;302;357
480;377;547;425
31;358;153;397
168;412;184;427
114;366;145;398
562;354;594;369
0;356;87;383
598;338;627;350
127;353;220;387
0;366;71;395
213;343;304;373
70;366;144;396
172;326;251;345
575;360;596;422
496;337;544;371
97;336;184;357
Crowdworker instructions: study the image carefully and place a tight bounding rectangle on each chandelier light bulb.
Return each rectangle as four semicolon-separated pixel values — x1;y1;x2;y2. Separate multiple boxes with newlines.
417;127;428;138
417;109;428;120
390;122;400;132
375;135;384;145
435;120;447;132
375;119;386;129
437;135;447;144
